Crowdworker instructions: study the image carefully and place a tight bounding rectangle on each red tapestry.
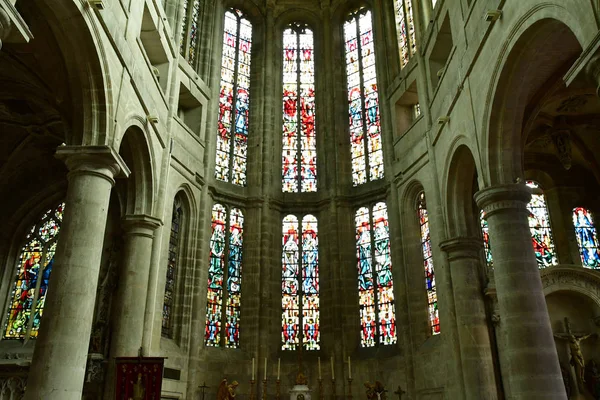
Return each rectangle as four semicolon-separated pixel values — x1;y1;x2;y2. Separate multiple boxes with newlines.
115;357;165;400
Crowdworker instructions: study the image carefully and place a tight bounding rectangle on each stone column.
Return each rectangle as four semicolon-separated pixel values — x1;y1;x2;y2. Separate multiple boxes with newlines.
475;183;565;399
439;237;497;400
25;146;129;400
110;214;162;356
0;4;11;50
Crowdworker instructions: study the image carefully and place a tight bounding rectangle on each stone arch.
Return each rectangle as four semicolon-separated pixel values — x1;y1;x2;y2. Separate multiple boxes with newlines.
444;142;480;238
117;125;155;216
31;1;112;146
482;4;588;186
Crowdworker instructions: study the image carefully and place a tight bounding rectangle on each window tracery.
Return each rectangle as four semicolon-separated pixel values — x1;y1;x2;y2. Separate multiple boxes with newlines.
162;197;183;338
526;181;558;268
573;207;600;269
205;204;244;348
3;203;64;340
282;214;320;351
356;203;397;347
393;0;417;68
215;9;252;186
180;0;202;66
282;23;317;193
417;192;439;335
344;8;385;186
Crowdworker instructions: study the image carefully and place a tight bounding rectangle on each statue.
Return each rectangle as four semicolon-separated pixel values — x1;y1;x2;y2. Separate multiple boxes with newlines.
217;379;238;400
132;373;145;400
295;372;308;385
554;317;596;389
364;381;386;400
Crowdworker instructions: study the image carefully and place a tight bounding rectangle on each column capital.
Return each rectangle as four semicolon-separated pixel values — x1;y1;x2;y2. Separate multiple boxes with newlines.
56;145;131;186
121;214;162;238
439;236;483;261
474;183;531;218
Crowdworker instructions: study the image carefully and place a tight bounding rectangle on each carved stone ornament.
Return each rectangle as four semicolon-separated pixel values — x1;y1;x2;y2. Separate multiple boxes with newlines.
541;266;600;303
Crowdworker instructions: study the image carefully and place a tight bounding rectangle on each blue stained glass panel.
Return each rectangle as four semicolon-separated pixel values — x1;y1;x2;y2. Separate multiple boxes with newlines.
573;207;600;269
418;193;439;335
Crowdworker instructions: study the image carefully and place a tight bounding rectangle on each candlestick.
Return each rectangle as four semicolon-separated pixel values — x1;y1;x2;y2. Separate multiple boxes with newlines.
347;378;353;400
276;379;281;400
264;357;267;380
277;358;281;380
249;380;256;400
348;356;351;379
331;378;337;400
262;379;267;400
330;356;334;380
318;378;323;400
252;358;255;381
318;357;322;379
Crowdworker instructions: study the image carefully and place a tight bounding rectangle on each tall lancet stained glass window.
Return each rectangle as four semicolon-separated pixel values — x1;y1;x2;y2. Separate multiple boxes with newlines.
573;207;600;268
281;215;320;351
179;0;202;66
526;181;558;268
205;204;244;348
356;203;397;347
163;197;183;338
282;24;317;193
418;193;439;335
393;0;416;68
344;8;385;186
215;10;252;186
4;203;64;339
480;210;493;268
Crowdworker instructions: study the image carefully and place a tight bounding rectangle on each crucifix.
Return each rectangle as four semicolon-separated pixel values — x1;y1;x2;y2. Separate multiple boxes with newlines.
393;386;405;400
198;382;210;400
554;317;596;392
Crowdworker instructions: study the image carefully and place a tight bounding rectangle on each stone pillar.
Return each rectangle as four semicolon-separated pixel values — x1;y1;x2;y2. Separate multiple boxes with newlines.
475;184;565;399
0;5;11;50
110;215;161;356
25;146;129;400
439;237;497;400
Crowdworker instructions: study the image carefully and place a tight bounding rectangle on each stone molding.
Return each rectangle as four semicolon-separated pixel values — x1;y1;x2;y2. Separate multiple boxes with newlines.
0;5;10;50
0;0;33;51
55;145;131;186
439;236;483;261
474;183;532;218
540;265;600;306
121;214;163;237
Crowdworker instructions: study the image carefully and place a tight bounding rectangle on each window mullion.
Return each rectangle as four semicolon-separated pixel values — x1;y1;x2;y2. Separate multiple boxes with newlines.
368;206;380;344
220;207;232;347
355;16;370;184
296;30;303;193
297;217;304;350
227;16;242;183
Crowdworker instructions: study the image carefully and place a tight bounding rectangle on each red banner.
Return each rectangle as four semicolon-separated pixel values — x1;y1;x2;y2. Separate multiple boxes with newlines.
115;357;165;400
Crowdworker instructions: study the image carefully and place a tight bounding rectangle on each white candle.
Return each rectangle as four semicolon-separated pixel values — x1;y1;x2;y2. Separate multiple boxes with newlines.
348;356;351;379
277;358;281;380
264;357;267;380
252;357;255;381
318;357;322;379
330;356;335;380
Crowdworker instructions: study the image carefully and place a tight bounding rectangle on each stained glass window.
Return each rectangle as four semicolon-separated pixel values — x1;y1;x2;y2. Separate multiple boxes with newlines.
418;193;439;335
573;207;600;269
205;204;244;348
480;210;493;268
526;181;558;268
394;0;417;68
180;0;202;66
215;10;252;186
162;197;183;338
344;8;385;186
4;203;64;340
432;0;438;8
282;23;317;193
282;214;320;351
356;203;397;347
